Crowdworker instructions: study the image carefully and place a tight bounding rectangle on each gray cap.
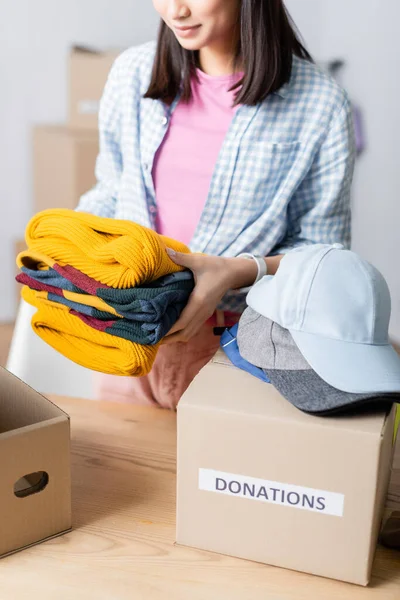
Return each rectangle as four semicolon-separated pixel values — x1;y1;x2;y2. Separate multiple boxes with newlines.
237;308;399;415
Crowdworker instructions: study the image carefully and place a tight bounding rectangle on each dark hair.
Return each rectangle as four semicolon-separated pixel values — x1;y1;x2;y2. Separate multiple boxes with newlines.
144;0;312;106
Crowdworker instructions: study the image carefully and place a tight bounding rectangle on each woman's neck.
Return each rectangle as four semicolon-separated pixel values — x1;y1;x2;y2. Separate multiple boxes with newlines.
199;38;242;77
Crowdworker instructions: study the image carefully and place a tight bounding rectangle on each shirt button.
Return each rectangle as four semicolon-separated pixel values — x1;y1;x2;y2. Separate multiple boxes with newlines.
161;116;168;126
149;206;157;214
144;163;149;171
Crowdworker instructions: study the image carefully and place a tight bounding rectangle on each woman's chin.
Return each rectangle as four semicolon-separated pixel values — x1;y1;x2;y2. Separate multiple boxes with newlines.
174;33;206;52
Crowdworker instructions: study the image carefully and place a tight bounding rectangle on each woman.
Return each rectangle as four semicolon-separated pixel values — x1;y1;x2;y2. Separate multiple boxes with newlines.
78;0;355;408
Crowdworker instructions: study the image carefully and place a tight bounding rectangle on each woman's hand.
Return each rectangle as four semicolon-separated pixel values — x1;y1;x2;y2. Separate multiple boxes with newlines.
163;249;259;344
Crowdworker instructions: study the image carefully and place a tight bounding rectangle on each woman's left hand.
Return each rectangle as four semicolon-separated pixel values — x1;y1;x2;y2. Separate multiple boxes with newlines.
163;248;257;344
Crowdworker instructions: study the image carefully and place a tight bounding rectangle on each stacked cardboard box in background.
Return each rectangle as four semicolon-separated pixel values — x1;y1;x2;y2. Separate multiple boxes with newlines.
15;46;121;305
69;46;119;130
35;46;121;212
33;125;99;213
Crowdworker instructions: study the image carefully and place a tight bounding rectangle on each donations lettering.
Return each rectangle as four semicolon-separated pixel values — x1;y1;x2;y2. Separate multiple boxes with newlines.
198;468;344;517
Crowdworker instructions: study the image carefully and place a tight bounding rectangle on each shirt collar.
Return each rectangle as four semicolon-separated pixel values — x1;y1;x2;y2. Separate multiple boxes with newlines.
273;56;298;99
274;80;291;99
165;73;291;111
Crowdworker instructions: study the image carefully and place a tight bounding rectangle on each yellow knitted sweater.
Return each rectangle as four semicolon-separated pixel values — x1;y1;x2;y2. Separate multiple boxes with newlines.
18;209;191;287
19;209;192;376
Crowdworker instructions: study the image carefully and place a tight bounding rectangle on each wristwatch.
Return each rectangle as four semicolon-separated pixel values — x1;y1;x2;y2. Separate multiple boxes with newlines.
237;253;268;285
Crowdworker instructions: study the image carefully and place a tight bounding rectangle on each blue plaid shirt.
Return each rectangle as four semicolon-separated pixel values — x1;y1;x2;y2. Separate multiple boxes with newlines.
77;41;355;311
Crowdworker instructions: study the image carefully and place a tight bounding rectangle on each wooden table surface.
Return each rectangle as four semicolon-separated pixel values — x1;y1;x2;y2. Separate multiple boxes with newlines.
0;396;399;600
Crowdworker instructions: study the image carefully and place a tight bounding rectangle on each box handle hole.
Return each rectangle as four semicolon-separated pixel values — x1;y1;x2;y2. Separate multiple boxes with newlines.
14;471;49;498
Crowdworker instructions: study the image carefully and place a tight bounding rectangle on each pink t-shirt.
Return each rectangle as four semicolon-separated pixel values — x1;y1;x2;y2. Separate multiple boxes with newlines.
152;69;242;245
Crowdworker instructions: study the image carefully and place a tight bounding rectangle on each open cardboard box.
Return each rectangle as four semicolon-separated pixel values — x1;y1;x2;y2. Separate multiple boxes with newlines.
0;366;71;558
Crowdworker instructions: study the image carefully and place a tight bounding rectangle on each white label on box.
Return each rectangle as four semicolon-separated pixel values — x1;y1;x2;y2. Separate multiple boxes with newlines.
78;100;100;115
199;469;344;517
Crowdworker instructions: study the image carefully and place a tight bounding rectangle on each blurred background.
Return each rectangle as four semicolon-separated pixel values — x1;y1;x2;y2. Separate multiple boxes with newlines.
1;0;399;369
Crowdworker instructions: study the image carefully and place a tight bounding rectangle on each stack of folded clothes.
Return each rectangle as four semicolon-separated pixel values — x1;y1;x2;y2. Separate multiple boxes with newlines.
16;209;194;376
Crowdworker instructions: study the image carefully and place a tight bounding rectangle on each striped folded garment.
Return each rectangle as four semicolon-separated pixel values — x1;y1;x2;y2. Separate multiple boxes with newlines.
21;286;158;377
17;267;194;345
16;209;194;376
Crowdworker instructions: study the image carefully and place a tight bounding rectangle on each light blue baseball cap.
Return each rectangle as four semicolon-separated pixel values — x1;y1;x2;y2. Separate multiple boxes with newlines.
246;244;400;394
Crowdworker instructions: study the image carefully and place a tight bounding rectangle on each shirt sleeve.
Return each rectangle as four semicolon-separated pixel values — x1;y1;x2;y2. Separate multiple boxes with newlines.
272;95;356;255
75;55;123;218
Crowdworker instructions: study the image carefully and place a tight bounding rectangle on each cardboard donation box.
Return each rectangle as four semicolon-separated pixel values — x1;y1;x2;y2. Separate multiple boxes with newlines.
69;46;120;130
33;125;98;212
177;352;396;586
0;367;71;558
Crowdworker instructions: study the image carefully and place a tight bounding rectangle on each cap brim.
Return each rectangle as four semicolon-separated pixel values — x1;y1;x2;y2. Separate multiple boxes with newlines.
290;330;400;394
264;368;398;415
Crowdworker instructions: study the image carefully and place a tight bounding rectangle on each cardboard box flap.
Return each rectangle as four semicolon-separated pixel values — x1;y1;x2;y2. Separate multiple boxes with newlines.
34;124;99;140
0;367;68;435
72;45;102;55
182;351;390;436
71;45;120;58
